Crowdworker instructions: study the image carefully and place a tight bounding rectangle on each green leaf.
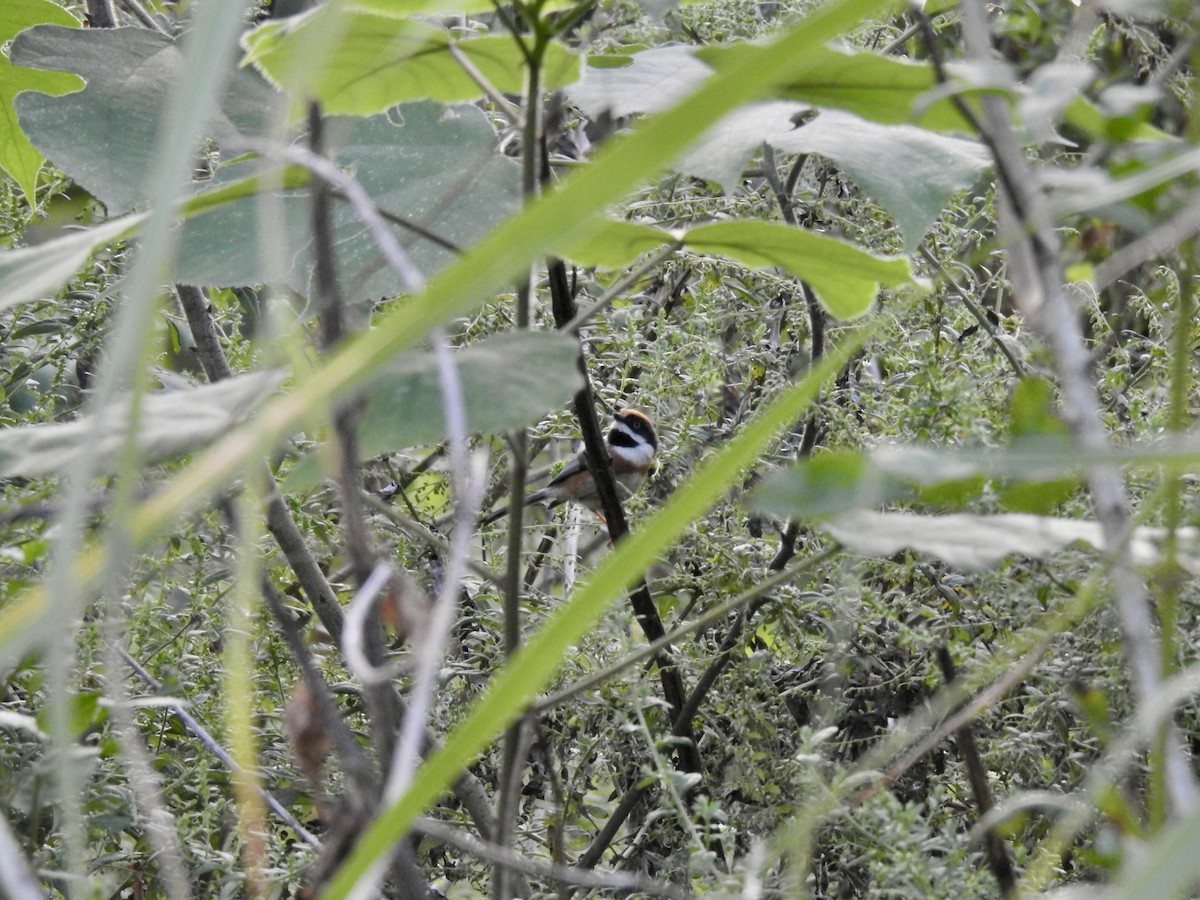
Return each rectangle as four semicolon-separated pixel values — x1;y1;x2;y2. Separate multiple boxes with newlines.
564;219;916;319
174;104;520;302
282;332;584;492
698;43;977;133
11;25;283;213
0;370;285;479
751;451;904;519
241;7;581;117
1008;377;1067;439
35;689;106;738
561;219;679;269
0;0;81;201
683;221;916;319
1001;379;1075;513
569;48;990;250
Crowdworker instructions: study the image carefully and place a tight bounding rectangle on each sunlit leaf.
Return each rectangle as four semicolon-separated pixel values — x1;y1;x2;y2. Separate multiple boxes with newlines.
564;219;917;319
242;6;580;117
0;0;81;201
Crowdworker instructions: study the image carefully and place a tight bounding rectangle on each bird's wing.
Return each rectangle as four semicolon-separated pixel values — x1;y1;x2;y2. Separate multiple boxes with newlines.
545;450;589;488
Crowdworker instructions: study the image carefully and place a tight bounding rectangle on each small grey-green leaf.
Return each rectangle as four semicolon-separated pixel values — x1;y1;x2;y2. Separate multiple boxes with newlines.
0;214;142;314
0;370;285;478
821;510;1198;572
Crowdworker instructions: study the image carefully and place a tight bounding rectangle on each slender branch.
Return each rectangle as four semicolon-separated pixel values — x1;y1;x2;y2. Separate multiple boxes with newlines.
493;39;545;899
936;647;1017;899
261;578;378;799
102;624;193;900
120;647;323;847
917;244;1025;377
415;818;687;898
547;255;701;775
1092;196;1200;293
174;284;350;643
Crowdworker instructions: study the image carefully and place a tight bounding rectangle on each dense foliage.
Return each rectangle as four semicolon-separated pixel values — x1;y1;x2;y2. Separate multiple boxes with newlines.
2;0;1200;897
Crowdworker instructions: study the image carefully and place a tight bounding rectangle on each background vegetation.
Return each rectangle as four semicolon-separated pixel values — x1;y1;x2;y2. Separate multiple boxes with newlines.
2;0;1200;896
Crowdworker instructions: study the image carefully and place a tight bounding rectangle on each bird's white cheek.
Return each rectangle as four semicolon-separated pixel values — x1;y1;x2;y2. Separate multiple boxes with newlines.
620;443;655;471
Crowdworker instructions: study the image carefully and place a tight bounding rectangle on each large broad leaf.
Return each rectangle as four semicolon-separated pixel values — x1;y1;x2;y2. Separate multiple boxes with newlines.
242;6;581;117
11;24;284;213
174;103;520;303
568;45;712;118
0;167;308;314
698;42;978;133
563;218;917;319
820;509;1199;573
569;48;991;250
685;105;992;251
0;0;80;202
282;331;584;491
569;44;957;126
0;371;285;479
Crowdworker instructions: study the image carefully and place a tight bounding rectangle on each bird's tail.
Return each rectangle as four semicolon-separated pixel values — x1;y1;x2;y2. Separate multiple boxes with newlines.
479;488;553;526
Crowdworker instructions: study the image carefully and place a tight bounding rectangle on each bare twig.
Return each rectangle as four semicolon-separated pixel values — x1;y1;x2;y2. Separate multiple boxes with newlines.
102;626;193;900
414;817;687;898
119;647;323;847
936;647;1017;899
1092;196;1200;293
917;244;1026;377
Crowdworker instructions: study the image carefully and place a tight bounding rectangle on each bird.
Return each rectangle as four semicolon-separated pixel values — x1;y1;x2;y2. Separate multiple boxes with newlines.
481;408;657;526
